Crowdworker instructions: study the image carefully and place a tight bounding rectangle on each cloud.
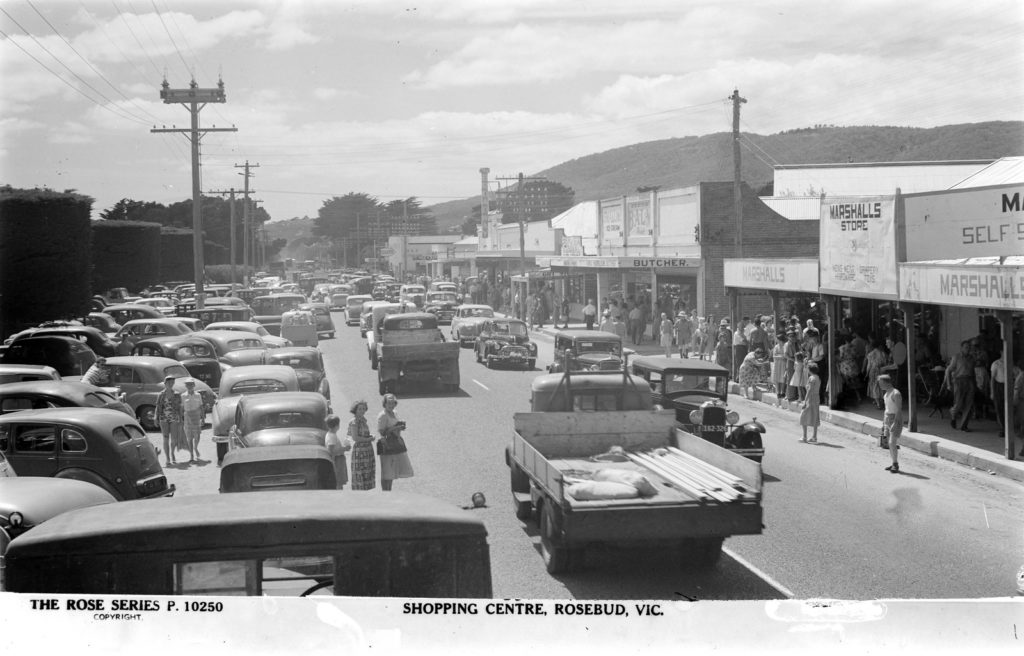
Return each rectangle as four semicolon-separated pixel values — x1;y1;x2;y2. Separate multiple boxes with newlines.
48;121;94;145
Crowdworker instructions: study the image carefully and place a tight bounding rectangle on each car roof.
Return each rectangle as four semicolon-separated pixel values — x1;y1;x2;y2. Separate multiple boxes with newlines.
191;330;263;342
205;321;260;330
0;478;117;527
0;380;108;397
631;355;730;375
104;355;182;369
459;304;492;310
382;312;438;328
266;346;320;359
219;364;297;384
238;391;329;411
7;491;486;557
0;406;140;427
531;372;652;392
556;329;621;339
3;335;92;349
119;318;188;327
0;364;61;375
134;335;212;348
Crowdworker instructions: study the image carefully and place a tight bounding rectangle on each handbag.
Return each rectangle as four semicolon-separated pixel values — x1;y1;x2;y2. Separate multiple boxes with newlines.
377;427;408;456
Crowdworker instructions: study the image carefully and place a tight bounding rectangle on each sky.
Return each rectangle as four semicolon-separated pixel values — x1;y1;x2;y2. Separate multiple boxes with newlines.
1;0;1022;223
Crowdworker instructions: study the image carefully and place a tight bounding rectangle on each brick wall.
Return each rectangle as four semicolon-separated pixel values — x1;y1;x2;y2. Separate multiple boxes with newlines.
699;182;819;320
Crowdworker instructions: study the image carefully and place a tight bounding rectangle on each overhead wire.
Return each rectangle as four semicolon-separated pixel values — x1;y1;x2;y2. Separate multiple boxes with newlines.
111;0;163;79
149;0;192;78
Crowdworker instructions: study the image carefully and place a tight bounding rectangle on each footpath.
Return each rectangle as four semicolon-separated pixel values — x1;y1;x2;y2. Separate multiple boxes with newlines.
512;313;1024;485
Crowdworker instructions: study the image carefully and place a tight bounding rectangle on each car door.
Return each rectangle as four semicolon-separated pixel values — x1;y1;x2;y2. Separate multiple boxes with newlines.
4;423;58;477
109;365;144;404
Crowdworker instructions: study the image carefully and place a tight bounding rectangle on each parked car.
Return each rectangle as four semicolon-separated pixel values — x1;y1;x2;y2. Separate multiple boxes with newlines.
474;318;537;369
298;303;335;338
203;321;292;349
102;356;215;431
280;310;319;347
250;293;307;335
101;303;165;325
345;294;373;326
0;381;133;417
450;304;495;346
12;326;119;358
175;305;254;326
0;408;175;500
424;291;459;324
0;336;96;378
219;445;337;493
327;285;351;311
134;297;176;316
400;284;427;309
231;392;330;448
172;316;205;332
211;365;300;437
0;364;61;385
190;330;269;368
631;355;765;461
0;477;118;585
4;491;492;597
265;347;331;399
78;312;121;336
114;318;195;350
547;330;628;373
131;335;224;388
228;288;263;306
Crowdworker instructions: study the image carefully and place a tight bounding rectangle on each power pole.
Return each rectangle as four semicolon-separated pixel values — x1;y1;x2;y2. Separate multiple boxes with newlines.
235;161;259;284
497;173;545;321
152;78;236;309
479;168;490;238
729;88;747;363
207;188;238;286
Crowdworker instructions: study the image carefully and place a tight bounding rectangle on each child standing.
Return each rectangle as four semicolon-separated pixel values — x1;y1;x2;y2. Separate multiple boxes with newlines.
789;351;808;402
324;414;351;489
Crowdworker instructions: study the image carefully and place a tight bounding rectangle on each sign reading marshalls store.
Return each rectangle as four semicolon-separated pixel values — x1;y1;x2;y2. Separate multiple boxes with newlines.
819;195;898;299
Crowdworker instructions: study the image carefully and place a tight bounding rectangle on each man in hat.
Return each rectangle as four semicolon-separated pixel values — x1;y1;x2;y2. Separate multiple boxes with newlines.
181;378;204;464
674;311;692;358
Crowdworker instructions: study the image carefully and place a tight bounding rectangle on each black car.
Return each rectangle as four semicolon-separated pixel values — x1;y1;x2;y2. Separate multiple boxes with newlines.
424;291;459;324
474;318;537;370
10;326;119;358
265;347;331;399
547;330;628;374
0;380;133;418
0;336;97;378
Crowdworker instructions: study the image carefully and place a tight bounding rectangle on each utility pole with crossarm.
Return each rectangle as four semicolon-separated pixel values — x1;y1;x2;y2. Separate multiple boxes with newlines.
152;78;237;309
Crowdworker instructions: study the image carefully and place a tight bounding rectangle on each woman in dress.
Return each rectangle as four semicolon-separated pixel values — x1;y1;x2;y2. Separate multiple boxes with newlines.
180;378;204;463
324;414;351;489
800;362;821;443
347;399;375;490
377;393;414;491
771;333;788;405
659;312;674;358
838;337;863;403
738;347;767;399
155;375;182;467
863;337;888;409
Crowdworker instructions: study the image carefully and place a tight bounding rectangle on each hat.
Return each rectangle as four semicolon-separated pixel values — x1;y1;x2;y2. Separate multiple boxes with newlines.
163;375;175;382
720;318;729;326
677;311;687;317
183;377;196;386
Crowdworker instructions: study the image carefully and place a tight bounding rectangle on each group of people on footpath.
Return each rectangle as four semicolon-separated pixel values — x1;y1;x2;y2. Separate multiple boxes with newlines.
153;375;204;466
322;393;415;491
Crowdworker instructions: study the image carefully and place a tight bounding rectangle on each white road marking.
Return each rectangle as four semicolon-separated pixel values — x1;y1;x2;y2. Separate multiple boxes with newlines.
983;503;990;529
473;379;490;391
723;546;795;599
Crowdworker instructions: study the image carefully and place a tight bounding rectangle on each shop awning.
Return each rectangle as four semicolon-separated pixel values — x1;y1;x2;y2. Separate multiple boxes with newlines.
899;256;1024;310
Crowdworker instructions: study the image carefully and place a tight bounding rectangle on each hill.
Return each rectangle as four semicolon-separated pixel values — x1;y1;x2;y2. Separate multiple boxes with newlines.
425;121;1024;230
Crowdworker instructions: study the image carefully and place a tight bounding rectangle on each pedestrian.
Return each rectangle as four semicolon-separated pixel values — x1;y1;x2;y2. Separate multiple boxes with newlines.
180;378;204;463
714;333;731;372
990;350;1014;438
784;330;799;401
628;304;643;345
213;424;230;467
800;362;821;443
155;375;183;467
347;399;376;490
377;393;414;491
806;329;827;405
942;339;976;432
1013;360;1024;456
878;374;903;472
732;318;749;381
561;296;571;329
599;310;614;333
324;414;351;489
674;311;692;358
659;312;674;357
864;337;888;409
771;333;788;405
790;351;808;402
690;320;707;361
82;357;111;386
611;314;627;340
738;347;767;399
582;298;597;330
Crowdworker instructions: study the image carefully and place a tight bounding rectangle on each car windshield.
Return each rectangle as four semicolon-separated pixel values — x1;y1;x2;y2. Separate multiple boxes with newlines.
254;411;319;430
230;379;288;395
274;355;319;370
665;373;727;395
163;364;190;378
176;344;214;358
577;340;621;355
493;322;527;337
429;293;457;304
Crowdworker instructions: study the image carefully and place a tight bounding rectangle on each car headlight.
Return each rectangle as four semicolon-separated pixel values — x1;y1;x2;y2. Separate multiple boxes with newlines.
726;410;740;425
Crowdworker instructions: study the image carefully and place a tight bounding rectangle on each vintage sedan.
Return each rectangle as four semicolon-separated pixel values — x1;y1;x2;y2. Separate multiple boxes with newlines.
131;335;224;388
0;336;96;378
78;312;122;336
175;305;254;326
250;293;307;335
266;347;330;399
399;284;427;309
547;330;628;373
0;364;62;385
450;304;496;346
190;330;269;368
424;291;459;324
219;445;337;493
14;326;119;358
211;365;300;437
0;408;174;500
114;318;195;352
328;286;351;312
474;318;537;370
345;294;373;326
204;321;292;349
231;392;329;448
102;303;165;325
359;300;390;337
298;302;336;338
134;297;176;316
102;356;215;431
0;381;133;418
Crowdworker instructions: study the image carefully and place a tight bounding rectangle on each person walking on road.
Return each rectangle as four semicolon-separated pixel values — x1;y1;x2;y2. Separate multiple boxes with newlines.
878;374;903;473
674;311;692;358
942;339;976;432
377;393;414;491
659;312;674;357
599;310;614;333
582;299;597;330
155;375;183;467
771;333;788;405
180;378;203;463
800;362;821;443
347;399;376;490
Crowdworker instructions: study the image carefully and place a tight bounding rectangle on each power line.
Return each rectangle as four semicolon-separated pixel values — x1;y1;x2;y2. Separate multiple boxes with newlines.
149;0;192;76
112;0;163;78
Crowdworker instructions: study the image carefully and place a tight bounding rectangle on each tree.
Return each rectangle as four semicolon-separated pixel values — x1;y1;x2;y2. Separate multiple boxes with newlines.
91;221;161;292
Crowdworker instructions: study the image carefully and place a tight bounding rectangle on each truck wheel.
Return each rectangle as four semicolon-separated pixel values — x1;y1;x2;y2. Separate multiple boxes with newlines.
485;356;493;369
540;502;571;574
513;495;533;521
137;405;158;432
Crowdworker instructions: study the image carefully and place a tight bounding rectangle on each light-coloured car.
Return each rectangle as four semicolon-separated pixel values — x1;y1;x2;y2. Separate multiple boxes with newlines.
204;321;293;349
450;305;495;347
134;297;176;316
210;365;300;437
102;356;215;431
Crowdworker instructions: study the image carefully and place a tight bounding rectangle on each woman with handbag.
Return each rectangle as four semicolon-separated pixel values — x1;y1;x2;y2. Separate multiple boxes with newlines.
377;393;414;491
347;400;375;490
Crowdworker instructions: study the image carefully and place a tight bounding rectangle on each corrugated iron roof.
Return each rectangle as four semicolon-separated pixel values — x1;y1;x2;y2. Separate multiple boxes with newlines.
949;156;1024;188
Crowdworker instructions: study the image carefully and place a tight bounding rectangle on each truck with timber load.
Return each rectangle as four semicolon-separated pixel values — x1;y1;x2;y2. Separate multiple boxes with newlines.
506;367;763;574
376;312;460;395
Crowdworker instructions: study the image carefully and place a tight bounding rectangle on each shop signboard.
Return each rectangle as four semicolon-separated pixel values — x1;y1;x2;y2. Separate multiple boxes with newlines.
626;197;652;238
903;184;1024;261
899;258;1024;311
560;235;584;257
724;258;819;293
819;195;898;298
539;256;699;269
600;200;624;246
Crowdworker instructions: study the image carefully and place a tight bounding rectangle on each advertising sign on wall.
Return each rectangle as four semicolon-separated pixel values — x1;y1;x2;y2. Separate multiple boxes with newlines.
724;258;819;293
819;195;898;298
903;184;1024;261
900;259;1024;310
600;200;624;246
626;197;652;237
560;235;584;257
